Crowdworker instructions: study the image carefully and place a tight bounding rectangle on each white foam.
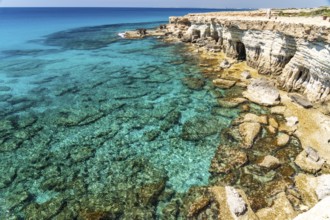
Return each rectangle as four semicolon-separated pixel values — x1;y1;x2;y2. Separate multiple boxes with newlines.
118;32;126;38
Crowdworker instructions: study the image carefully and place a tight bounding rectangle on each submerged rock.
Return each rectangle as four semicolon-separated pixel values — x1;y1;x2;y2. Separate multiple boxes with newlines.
217;97;247;108
181;117;222;141
243;78;281;106
258;155;281;169
182;77;205;90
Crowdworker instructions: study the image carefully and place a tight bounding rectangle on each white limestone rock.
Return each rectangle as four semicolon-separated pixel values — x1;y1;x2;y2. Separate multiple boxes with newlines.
225;186;247;217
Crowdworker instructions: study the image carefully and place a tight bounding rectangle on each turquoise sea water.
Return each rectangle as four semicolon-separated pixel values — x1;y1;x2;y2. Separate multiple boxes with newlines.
0;8;240;218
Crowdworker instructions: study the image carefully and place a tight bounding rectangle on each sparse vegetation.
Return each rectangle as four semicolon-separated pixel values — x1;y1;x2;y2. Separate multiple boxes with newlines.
277;7;330;17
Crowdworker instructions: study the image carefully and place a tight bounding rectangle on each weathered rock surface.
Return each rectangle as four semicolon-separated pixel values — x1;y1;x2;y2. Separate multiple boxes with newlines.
213;78;236;89
217;97;247;108
256;192;297;220
289;93;313;108
225;186;247;217
169;13;330;102
315;175;330;200
239;122;261;148
293;196;330;220
243;79;281;106
295;149;325;174
243;113;268;124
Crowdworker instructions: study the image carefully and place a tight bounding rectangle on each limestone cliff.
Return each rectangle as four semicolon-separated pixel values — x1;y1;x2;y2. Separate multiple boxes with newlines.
168;14;330;102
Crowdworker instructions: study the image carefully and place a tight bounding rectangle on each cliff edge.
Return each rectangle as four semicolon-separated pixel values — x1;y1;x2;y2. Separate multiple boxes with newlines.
168;8;330;102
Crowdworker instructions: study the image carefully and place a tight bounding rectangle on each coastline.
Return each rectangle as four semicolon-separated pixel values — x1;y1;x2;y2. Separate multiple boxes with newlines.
125;7;330;219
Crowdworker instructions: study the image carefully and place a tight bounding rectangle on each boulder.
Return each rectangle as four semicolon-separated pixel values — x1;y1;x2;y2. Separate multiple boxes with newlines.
225;186;247;217
276;133;290;147
289;93;313;108
213;78;236;89
239;122;261;148
243;78;281;106
258;155;281;169
256;192;297;220
293;197;330;220
295;149;325;174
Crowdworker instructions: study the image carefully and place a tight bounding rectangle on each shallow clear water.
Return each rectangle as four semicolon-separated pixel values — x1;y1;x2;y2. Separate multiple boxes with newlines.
0;8;239;218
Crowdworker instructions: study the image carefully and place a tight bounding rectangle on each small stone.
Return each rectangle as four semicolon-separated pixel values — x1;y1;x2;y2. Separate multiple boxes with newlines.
225;186;247;217
239;122;261;148
268;117;279;128
213;78;236;89
241;104;250;112
258;155;281;169
220;59;231;69
241;71;251;79
276;133;290;147
267;125;277;134
286;116;299;127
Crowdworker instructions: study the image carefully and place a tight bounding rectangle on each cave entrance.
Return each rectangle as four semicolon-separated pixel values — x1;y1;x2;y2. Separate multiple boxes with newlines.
236;42;246;61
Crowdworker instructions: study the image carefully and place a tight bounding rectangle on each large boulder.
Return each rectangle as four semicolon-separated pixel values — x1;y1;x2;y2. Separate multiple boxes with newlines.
243;78;281;106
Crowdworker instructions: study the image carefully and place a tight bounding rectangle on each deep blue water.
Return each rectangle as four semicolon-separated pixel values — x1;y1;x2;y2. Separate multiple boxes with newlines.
0;8;241;219
0;7;226;50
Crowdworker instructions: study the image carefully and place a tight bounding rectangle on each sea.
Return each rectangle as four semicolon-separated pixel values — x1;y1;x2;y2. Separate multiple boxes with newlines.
0;7;242;219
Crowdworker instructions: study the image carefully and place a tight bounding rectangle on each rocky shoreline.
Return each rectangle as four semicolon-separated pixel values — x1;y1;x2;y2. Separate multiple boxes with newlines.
125;8;330;219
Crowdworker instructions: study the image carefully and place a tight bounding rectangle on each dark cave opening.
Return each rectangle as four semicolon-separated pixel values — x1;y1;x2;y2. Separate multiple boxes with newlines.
236;42;246;61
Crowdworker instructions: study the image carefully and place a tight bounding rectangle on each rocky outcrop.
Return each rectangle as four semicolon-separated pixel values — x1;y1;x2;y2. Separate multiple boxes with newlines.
169;14;330;102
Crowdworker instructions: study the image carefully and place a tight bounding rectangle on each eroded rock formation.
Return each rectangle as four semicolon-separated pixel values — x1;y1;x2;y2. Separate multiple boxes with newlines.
168;15;330;102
